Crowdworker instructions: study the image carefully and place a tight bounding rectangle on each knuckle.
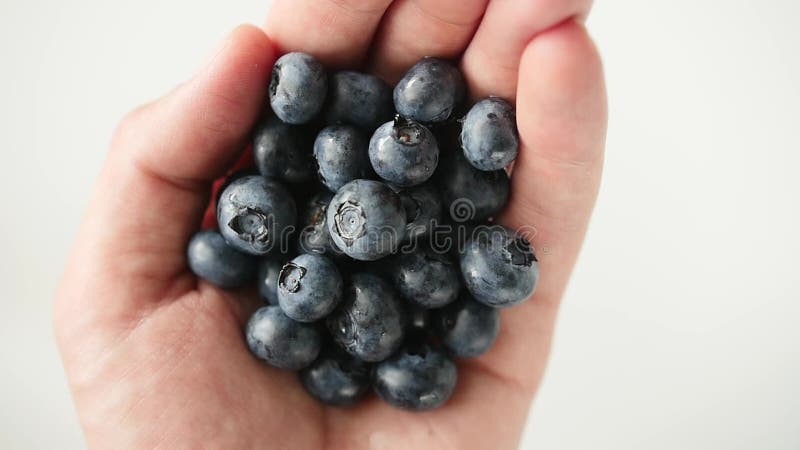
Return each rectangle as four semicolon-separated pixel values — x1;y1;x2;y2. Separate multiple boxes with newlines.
111;103;152;145
327;0;392;15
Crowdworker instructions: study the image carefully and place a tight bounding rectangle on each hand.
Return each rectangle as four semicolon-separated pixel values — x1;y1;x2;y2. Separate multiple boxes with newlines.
54;1;606;448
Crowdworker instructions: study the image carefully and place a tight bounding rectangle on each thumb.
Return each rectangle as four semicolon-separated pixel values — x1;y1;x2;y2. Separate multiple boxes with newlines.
121;24;275;182
57;25;275;324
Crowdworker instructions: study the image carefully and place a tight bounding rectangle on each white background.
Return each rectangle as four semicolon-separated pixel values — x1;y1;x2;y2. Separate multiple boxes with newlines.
1;0;799;448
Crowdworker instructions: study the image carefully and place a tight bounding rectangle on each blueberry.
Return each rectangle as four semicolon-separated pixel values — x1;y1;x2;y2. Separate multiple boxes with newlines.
325;71;394;130
369;117;439;187
407;305;432;331
373;341;457;410
297;191;343;257
393;57;465;124
246;306;321;370
269;52;328;124
313;125;372;192
394;183;443;242
253;116;315;183
217;175;297;255
460;225;539;308
300;346;371;406
435;149;509;222
436;293;500;357
257;253;290;305
326;273;407;362
186;230;256;288
428;221;482;257
391;248;460;309
215;167;260;207
461;97;519;171
278;253;343;322
326;179;406;261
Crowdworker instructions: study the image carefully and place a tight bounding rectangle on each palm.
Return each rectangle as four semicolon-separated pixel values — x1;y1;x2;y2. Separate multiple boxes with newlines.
55;1;606;449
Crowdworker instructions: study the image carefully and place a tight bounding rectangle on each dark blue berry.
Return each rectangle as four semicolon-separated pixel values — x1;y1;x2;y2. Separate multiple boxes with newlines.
253;116;315;183
326;179;406;261
257;253;290;305
325;71;394;130
435;149;509;222
369;117;439;187
460;225;539;307
394;183;443;242
246;306;321;370
373;341;457;410
326;273;407;362
314;125;372;192
436;293;500;357
215;167;259;207
407;305;432;332
461;97;519;171
186;230;256;288
300;346;371;406
278;253;343;322
269;52;327;124
391;248;460;308
297;191;342;258
217;175;296;255
393;57;465;124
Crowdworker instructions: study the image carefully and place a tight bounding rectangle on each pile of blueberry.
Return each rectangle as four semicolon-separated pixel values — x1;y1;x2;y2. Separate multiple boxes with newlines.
186;53;540;410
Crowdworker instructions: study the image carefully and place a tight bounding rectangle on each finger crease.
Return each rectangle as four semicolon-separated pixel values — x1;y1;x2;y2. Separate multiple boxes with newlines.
461;358;530;394
328;0;392;15
528;142;605;170
411;0;484;29
132;156;209;194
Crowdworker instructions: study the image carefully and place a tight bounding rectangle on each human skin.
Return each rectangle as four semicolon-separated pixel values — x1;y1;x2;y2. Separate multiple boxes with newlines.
54;0;607;449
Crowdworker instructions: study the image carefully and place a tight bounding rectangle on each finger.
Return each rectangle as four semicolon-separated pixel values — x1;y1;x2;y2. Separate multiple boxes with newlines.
57;25;275;314
265;0;394;68
327;367;533;449
461;0;593;99
489;19;607;393
367;0;488;83
130;27;274;184
328;23;605;449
